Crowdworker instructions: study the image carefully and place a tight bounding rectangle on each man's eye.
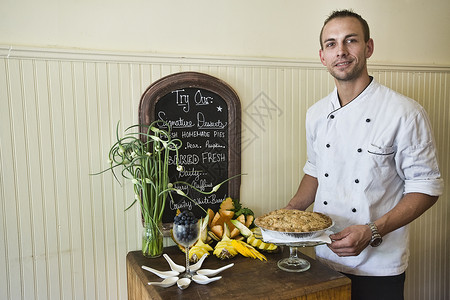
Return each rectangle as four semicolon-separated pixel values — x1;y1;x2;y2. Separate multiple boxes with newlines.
346;39;356;43
326;42;335;48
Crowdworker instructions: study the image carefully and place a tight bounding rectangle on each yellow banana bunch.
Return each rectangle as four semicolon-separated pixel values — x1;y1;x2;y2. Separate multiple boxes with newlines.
231;240;267;261
189;239;213;262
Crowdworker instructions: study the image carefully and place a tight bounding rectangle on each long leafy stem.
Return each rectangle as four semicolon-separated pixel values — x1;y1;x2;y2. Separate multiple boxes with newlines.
93;120;240;228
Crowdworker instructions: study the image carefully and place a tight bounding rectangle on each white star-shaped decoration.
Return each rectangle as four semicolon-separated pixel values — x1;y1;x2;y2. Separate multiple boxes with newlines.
217;106;223;112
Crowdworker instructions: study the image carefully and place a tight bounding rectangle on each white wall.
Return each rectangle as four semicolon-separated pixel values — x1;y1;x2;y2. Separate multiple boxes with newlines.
1;0;449;65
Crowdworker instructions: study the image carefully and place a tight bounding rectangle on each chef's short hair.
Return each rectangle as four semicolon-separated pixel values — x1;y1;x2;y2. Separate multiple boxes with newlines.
319;9;370;49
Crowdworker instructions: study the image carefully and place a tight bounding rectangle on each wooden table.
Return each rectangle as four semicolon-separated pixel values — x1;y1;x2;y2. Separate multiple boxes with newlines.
127;246;351;300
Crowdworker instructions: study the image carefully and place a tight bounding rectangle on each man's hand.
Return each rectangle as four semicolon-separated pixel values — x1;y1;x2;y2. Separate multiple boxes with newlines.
327;225;372;257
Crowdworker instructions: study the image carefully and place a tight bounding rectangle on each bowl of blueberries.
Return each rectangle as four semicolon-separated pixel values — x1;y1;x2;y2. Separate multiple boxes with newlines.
172;211;200;278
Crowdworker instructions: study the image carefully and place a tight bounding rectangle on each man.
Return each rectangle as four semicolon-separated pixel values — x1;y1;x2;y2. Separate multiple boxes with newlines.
285;10;443;300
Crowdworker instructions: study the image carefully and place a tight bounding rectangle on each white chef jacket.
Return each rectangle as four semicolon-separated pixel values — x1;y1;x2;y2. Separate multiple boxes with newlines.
303;78;444;276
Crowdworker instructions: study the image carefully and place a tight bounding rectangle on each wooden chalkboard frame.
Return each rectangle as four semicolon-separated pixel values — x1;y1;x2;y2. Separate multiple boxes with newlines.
139;71;241;220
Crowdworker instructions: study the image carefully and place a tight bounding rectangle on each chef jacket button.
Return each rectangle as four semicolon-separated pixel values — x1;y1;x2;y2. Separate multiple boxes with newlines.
366;118;371;122
324;173;329;177
324;201;328;205
330;114;335;119
352;208;357;213
326;144;330;148
357;148;362;152
355;179;360;183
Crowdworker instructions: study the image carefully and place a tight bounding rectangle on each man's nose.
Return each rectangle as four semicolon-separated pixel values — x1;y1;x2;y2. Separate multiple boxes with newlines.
337;43;348;57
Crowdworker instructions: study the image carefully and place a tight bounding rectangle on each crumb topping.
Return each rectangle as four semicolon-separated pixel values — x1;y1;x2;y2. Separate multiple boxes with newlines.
255;209;332;232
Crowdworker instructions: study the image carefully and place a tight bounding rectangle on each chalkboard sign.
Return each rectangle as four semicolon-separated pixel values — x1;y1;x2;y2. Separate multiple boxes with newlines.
139;72;241;224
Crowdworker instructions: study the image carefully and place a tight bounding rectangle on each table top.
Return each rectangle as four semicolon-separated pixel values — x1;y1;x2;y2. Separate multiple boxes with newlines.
127;246;351;300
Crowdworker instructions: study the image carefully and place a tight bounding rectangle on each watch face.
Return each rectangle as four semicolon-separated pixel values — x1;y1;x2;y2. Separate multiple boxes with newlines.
371;237;382;247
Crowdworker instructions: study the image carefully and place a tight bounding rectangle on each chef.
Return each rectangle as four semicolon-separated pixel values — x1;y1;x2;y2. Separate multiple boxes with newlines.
285;9;443;300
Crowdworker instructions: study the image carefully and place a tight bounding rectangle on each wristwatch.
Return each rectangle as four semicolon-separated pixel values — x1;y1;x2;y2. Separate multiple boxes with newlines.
366;222;382;247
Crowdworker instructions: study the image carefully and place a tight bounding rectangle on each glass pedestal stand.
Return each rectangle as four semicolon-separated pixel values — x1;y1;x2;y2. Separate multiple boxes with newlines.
278;246;310;272
252;226;332;273
276;241;325;273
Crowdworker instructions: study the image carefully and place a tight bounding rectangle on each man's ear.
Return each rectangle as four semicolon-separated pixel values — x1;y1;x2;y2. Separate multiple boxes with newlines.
366;38;374;59
319;49;326;66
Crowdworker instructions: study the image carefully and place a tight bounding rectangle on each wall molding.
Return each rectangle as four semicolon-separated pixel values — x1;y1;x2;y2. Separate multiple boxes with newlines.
1;42;448;300
1;45;449;72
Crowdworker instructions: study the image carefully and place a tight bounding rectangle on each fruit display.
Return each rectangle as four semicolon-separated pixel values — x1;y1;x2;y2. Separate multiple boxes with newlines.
172;198;278;262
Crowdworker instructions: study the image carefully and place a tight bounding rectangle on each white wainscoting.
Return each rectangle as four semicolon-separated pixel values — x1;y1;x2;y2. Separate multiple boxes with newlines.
0;46;448;300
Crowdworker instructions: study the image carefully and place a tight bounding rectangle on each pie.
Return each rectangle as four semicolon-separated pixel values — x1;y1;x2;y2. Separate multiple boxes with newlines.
255;209;332;232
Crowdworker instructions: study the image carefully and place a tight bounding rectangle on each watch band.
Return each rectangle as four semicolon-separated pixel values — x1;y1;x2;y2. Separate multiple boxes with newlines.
366;222;382;247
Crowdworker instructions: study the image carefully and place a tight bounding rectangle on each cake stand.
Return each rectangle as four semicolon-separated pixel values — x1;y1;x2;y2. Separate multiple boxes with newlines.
253;226;332;273
274;241;326;272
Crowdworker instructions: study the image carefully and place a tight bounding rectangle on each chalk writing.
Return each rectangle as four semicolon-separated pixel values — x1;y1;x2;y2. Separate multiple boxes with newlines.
181;131;210;138
168;154;200;165
205;140;226;149
195;90;213;106
202;152;226;163
178;168;205;181
214;131;225;138
185;141;202;149
173;89;190;112
170;199;193;211
191;179;213;191
195;194;226;205
197;112;227;129
158;111;194;128
155;87;229;223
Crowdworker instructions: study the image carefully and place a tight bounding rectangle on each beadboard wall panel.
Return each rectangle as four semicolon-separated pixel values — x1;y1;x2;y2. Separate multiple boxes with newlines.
0;47;448;300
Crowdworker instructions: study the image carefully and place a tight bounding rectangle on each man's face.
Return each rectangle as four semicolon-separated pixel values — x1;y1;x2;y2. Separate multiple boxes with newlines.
319;17;373;82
